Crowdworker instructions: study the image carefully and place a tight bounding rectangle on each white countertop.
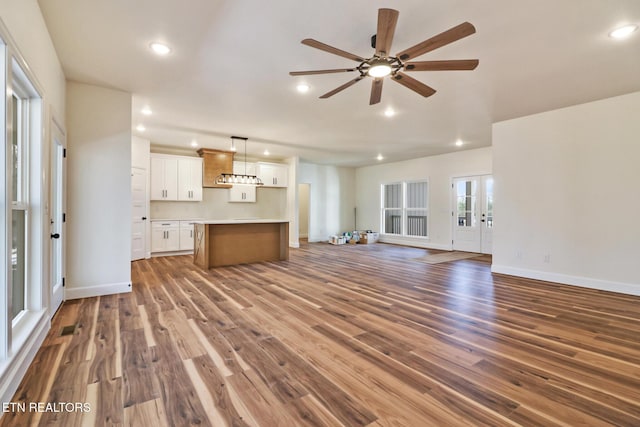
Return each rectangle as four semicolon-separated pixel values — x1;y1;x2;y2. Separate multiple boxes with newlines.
193;219;289;225
151;218;203;222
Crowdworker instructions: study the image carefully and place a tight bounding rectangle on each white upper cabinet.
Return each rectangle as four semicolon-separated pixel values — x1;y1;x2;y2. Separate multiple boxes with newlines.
257;162;288;187
229;184;256;203
233;160;257;176
151;154;202;201
177;157;203;201
150;155;178;200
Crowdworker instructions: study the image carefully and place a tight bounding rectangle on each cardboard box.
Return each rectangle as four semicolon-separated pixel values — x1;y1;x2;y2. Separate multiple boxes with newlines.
359;232;379;244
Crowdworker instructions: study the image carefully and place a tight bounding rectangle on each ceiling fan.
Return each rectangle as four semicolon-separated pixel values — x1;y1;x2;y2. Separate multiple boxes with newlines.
290;8;478;105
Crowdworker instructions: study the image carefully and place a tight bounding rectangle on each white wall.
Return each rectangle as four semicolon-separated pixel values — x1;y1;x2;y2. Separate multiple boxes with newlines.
356;148;492;249
492;91;640;296
0;1;65;118
299;162;356;242
299;183;310;238
66;82;132;299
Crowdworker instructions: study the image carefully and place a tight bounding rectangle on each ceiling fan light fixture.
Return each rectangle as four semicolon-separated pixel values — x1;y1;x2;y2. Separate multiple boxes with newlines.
368;61;392;78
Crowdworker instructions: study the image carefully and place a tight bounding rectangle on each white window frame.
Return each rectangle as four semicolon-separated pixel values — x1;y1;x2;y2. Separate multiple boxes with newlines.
0;25;46;363
381;180;429;239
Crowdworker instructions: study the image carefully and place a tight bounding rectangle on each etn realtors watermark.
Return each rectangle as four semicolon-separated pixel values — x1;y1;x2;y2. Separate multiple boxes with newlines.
2;402;91;413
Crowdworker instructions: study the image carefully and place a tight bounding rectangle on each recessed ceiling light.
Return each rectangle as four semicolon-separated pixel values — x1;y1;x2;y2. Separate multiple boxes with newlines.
190;140;198;147
149;42;171;55
455;139;464;147
296;83;310;93
377;154;384;161
384;108;395;117
263;150;270;156
141;106;152;115
136;124;146;132
609;24;638;39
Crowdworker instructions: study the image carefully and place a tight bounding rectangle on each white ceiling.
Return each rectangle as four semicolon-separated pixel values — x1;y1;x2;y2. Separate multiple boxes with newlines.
38;0;640;166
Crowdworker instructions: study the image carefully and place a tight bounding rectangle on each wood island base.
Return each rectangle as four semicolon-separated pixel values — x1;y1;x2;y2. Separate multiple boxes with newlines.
193;220;289;268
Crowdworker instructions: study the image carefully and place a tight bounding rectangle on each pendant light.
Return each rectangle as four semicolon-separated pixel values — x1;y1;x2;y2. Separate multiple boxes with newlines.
215;136;264;186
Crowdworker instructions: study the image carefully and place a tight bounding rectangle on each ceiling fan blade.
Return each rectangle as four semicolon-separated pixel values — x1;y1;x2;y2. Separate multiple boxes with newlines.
301;38;365;62
392;72;436;97
375;8;399;56
404;59;479;71
289;68;357;76
369;78;384;105
396;22;476;61
319;76;364;99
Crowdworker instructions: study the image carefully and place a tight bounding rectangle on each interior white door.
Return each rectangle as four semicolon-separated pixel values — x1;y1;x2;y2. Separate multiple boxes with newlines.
452;175;493;254
50;120;66;315
131;167;147;260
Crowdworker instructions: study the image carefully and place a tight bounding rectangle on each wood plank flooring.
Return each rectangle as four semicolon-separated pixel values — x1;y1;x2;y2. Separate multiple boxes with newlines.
3;242;640;426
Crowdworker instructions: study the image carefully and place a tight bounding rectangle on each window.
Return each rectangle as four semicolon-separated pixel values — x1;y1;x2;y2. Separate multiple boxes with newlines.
1;50;43;360
11;91;28;321
381;180;428;238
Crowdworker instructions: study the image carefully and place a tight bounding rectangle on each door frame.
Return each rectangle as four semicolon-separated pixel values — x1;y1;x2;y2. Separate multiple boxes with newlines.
49;114;66;316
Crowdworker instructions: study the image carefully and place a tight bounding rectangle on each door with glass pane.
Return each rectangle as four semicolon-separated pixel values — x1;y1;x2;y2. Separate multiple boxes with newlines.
452;175;493;254
50;120;65;315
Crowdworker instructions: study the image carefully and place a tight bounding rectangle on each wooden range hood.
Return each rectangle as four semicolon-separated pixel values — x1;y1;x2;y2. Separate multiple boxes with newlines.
197;148;234;188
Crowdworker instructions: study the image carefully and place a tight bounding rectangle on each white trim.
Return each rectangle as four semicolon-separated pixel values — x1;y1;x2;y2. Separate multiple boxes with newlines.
289;241;300;248
64;281;132;300
0;310;48;405
379;234;451;251
491;265;640;297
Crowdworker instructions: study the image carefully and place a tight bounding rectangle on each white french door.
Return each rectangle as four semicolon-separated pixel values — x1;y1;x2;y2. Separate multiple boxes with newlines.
50;119;66;315
452;175;493;254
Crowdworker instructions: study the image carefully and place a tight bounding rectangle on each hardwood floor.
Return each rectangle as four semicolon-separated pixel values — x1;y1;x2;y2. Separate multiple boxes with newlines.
3;242;640;426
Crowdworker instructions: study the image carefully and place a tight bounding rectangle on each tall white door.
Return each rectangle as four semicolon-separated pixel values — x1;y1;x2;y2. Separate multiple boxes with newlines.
131;168;147;260
452;175;493;254
50;120;66;315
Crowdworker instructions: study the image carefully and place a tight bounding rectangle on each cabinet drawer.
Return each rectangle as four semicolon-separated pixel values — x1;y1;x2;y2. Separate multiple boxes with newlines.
152;221;180;229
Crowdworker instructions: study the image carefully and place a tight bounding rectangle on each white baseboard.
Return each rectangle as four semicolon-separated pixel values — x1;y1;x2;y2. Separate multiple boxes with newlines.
151;250;193;257
0;311;49;406
491;264;640;297
65;281;132;300
379;235;452;251
289;241;300;248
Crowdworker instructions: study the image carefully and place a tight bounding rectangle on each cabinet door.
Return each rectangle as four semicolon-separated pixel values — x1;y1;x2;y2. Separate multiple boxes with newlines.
178;158;203;201
257;162;288;187
179;223;195;251
151;227;167;252
273;164;288;187
150;156;178;200
165;229;180;251
229;184;256;202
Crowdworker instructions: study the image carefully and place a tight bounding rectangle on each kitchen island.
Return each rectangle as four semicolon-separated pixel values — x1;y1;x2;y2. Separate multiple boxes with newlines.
193;219;289;268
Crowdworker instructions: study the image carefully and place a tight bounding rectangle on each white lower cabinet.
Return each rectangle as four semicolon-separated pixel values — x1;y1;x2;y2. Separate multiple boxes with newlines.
151;221;180;252
229;184;256;203
179;221;196;251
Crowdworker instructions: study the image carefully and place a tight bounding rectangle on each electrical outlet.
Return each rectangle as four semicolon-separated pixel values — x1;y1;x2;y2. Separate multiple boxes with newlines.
544;253;551;263
515;251;522;259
